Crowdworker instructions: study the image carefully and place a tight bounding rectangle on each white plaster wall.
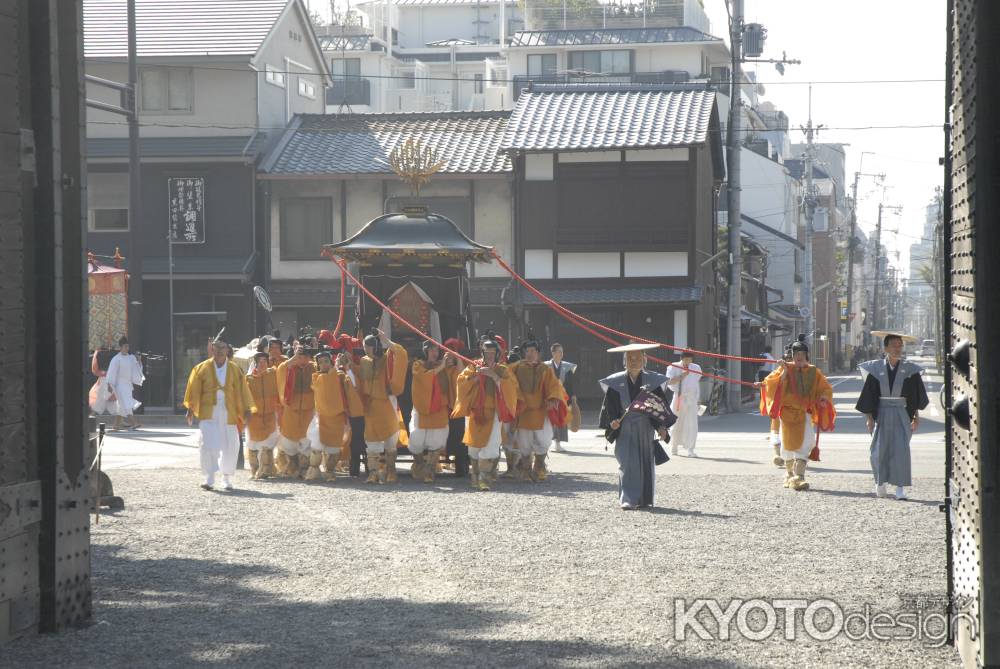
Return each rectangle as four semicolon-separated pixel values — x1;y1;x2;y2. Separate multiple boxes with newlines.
558;252;619;279
525;154;553;180
345;179;384;236
472;180;512;277
673;309;688;349
625;148;687;162
269;180;342;280
624;252;688;277
255;3;328;130
558;151;621;163
85;60;257;138
525;249;553;279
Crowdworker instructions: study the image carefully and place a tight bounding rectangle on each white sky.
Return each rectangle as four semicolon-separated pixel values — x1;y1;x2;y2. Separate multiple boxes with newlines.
307;0;947;275
703;0;946;278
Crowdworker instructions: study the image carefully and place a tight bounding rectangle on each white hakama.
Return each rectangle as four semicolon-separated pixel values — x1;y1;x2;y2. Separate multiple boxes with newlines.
667;363;701;453
199;389;240;486
106;352;144;417
408;411;448;454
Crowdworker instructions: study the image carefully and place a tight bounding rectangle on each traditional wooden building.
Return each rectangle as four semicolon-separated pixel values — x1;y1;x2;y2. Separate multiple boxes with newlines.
500;83;724;400
83;0;330;407
256;111;514;341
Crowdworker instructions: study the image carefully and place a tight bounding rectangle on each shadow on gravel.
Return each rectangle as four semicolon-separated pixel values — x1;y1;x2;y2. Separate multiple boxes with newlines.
806;487;943;507
213;488;294;500
550;448;614;458
107;433;199;448
310;473;619;499
0;543;757;669
808;467;878;475
645;507;733;519
675;456;760;465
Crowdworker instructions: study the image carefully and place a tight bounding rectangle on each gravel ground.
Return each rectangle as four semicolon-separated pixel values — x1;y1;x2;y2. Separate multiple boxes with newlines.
1;465;960;669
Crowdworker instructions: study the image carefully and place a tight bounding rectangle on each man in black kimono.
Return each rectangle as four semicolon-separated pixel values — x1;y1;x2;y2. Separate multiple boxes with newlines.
855;332;929;500
599;343;675;510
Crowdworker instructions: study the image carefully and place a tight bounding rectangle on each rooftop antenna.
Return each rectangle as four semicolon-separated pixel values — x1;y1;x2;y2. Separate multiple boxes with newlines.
332;0;356;114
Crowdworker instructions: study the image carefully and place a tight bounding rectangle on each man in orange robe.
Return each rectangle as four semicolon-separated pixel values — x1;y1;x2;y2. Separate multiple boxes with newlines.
509;338;566;482
311;350;363;481
245;351;280;479
358;330;408;484
409;341;458;484
276;344;316;478
758;340;836;491
453;338;518;491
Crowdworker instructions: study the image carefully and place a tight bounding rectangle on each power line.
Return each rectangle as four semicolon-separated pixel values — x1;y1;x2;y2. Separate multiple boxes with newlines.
85;62;947;87
86;118;946;133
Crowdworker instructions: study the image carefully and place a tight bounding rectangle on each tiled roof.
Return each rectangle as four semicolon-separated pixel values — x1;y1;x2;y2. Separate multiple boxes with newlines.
509;26;722;47
260;112;512;175
87;135;266;159
523;286;703;305
319;34;372;51
393;0;515;5
84;0;289;58
771;304;804;320
502;86;717;152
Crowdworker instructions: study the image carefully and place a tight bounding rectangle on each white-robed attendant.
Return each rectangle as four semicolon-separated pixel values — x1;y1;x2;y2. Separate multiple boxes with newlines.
106;336;145;431
666;351;702;457
184;341;254;491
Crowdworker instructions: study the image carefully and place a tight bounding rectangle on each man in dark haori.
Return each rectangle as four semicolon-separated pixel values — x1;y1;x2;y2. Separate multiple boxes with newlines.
855;332;929;500
599;343;675;510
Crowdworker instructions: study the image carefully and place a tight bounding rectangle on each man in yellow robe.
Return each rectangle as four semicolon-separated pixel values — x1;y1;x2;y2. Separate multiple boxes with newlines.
358;330;408;484
453;338;518;491
266;336;288;369
409;341;458;484
245;351;280;479
184;341;254;491
758;340;836;491
509;338;566;482
276;344;316;478
310;350;363;482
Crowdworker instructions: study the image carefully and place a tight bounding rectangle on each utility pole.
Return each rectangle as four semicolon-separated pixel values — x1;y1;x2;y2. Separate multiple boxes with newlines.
801;86;820;347
872;203;884;333
871;202;902;333
85;0;141;346
126;0;143;345
725;0;744;412
724;4;798;411
845;151;882;360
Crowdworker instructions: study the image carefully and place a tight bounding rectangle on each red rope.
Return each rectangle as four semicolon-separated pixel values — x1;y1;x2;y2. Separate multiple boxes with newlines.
332;262;347;337
491;251;772;366
490;252;757;387
333;258;478;367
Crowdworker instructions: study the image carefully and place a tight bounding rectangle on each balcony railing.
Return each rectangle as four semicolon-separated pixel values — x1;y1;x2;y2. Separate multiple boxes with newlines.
326;78;371;106
512;71;708;99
